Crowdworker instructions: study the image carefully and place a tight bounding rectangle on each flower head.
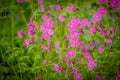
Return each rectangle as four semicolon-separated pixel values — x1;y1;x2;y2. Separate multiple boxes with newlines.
58;15;65;22
74;73;83;80
17;30;24;38
97;44;104;53
24;39;30;48
88;59;97;71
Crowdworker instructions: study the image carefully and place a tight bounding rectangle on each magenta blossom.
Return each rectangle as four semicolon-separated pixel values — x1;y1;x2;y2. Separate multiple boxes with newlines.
56;4;62;11
74;73;83;80
58;15;65;22
67;4;77;12
97;44;104;53
72;68;78;74
38;5;45;12
41;45;48;51
17;0;23;3
93;6;107;21
87;27;96;34
88;40;95;49
17;30;24;38
24;39;30;48
88;59;97;71
101;29;107;36
116;72;120;80
104;39;112;43
83;51;92;61
66;50;76;59
110;0;120;11
38;0;43;4
109;28;115;37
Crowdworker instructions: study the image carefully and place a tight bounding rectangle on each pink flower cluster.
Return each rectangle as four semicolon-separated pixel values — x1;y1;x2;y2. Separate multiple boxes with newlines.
110;0;120;11
41;15;54;40
58;15;65;22
64;50;76;65
93;6;107;21
67;4;78;12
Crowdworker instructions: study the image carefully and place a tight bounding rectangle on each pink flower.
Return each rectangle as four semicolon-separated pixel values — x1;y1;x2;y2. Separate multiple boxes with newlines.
97;44;104;53
38;0;43;4
104;39;112;43
17;0;23;3
79;41;87;51
72;68;78;74
99;0;108;4
41;45;48;51
17;30;24;38
101;29;107;36
53;64;59;71
56;4;62;11
79;19;91;27
58;15;65;22
93;6;107;21
27;17;38;29
95;73;101;79
109;28;115;37
87;27;96;34
88;40;95;49
110;0;120;11
24;39;30;48
74;73;83;80
54;42;60;49
67;4;77;12
83;51;92;61
88;59;97;71
28;28;35;35
42;14;51;21
66;50;76;58
68;18;80;29
116;72;120;80
38;5;45;12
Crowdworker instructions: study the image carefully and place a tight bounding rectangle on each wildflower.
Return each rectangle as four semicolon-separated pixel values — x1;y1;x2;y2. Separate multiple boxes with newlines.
109;28;115;37
74;73;83;80
58;15;65;22
53;64;59;71
72;68;78;74
79;41;87;51
54;42;60;49
116;72;120;80
41;45;48;51
110;0;120;11
24;39;30;48
38;0;43;4
97;44;104;53
67;4;77;12
17;30;24;38
87;27;96;34
17;0;23;3
93;6;107;21
79;19;91;27
88;40;95;49
101;29;107;36
38;5;45;12
56;4;62;11
104;39;112;43
68;18;80;29
83;51;92;61
88;59;97;71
